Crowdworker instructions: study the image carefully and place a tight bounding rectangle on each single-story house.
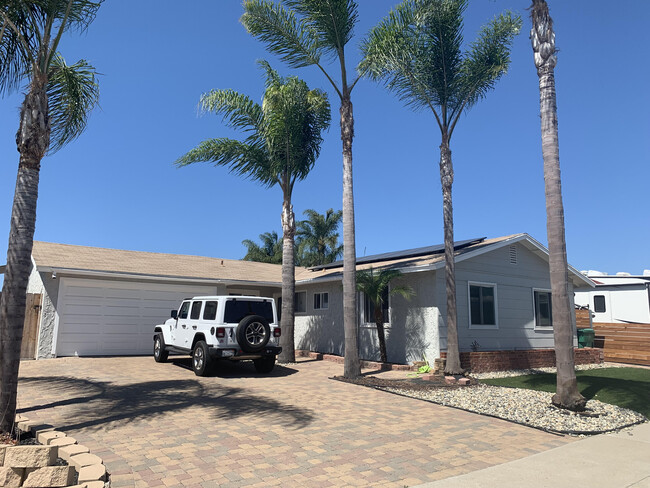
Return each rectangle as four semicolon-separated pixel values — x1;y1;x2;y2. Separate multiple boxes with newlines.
6;233;595;366
575;272;650;325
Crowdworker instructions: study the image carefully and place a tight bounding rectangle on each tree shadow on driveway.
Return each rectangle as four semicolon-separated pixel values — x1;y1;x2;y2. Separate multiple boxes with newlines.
169;357;299;378
18;374;314;432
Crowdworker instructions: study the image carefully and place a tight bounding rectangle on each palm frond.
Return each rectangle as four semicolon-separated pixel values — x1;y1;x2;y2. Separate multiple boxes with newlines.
175;138;277;188
285;0;358;58
0;2;35;94
42;0;102;34
199;89;264;137
46;52;100;153
242;0;321;69
450;11;521;126
356;267;414;305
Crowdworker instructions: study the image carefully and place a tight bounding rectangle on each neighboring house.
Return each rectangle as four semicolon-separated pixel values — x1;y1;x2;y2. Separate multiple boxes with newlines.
575;272;650;325
6;233;594;363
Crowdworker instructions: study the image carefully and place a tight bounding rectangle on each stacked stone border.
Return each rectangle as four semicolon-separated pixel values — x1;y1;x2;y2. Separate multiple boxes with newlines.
0;414;108;488
296;347;604;374
441;347;604;373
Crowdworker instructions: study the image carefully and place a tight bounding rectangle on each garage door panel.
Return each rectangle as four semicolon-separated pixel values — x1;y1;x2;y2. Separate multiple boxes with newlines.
56;278;215;356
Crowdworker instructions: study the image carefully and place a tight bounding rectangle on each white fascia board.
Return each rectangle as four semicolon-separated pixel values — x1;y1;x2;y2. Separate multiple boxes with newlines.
35;266;281;288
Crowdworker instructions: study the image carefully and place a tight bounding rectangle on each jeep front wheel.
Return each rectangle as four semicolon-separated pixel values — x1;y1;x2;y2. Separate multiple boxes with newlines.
192;341;211;376
236;315;270;353
154;334;169;363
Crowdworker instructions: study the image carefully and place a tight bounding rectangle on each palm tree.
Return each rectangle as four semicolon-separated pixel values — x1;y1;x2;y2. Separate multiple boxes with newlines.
360;0;520;374
296;208;343;267
0;0;101;435
242;231;283;264
530;0;585;411
176;62;330;364
356;267;413;363
242;0;363;378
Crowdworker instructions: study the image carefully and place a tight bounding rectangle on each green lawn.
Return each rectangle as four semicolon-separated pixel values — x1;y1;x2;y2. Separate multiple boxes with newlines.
482;367;650;418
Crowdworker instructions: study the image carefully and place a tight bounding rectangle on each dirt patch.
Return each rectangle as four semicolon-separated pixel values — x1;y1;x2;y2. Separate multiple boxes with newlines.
332;374;479;390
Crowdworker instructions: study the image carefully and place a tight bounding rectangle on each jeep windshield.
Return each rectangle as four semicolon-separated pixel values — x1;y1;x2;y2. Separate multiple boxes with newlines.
224;299;274;324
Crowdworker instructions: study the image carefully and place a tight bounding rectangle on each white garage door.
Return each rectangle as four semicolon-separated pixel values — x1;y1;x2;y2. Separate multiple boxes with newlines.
55;277;216;356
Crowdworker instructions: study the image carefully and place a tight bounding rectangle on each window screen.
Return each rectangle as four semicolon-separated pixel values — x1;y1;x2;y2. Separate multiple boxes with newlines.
534;290;553;327
469;284;496;326
294;292;306;313
594;295;606;313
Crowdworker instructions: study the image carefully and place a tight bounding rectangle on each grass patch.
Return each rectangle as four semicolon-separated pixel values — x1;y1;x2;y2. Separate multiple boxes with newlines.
482;368;650;418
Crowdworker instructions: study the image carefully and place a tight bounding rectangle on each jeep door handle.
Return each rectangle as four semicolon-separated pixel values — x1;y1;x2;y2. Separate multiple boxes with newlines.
181;324;186;329
192;325;197;330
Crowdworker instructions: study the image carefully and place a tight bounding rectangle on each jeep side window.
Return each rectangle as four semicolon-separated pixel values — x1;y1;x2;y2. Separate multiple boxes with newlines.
178;301;190;319
203;301;218;321
190;301;202;320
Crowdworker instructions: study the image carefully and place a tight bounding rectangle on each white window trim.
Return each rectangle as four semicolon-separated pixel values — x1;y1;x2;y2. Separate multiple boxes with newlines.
294;291;307;315
361;285;391;327
533;288;553;330
468;281;498;330
313;291;329;310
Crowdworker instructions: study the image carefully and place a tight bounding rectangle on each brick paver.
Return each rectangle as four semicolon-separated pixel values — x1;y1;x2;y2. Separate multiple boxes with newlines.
18;357;572;487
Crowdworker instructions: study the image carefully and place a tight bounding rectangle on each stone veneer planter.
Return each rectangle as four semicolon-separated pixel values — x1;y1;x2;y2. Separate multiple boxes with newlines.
0;415;108;488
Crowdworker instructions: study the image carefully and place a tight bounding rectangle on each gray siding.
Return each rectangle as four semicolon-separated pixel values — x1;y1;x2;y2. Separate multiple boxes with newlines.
437;243;576;352
294;281;345;356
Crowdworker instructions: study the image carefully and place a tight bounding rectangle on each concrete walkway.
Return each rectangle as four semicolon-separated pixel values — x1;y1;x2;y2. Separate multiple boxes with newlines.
17;356;572;487
415;422;650;488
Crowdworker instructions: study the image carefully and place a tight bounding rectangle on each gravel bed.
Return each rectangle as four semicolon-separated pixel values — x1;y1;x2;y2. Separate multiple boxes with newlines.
382;383;646;434
472;362;627;379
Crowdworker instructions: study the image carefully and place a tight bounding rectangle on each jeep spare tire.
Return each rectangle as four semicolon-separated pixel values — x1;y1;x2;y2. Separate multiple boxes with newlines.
236;315;271;353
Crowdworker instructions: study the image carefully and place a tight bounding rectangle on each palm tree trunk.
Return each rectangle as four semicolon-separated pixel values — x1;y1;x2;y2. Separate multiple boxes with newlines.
278;193;296;363
531;0;585;411
341;96;361;378
440;136;462;375
0;77;48;434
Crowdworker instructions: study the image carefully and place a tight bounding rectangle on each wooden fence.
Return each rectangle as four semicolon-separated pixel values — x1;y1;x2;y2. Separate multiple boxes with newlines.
0;292;42;359
592;322;650;367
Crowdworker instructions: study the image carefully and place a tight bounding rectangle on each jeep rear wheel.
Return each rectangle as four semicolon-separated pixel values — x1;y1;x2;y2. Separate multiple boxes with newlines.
192;341;211;376
154;334;169;363
236;315;270;353
253;356;275;374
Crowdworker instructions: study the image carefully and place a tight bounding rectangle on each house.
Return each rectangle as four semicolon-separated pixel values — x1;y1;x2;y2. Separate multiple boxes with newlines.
575;271;650;324
8;233;597;369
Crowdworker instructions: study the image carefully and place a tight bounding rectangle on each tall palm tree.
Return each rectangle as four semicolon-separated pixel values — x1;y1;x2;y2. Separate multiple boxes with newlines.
530;0;585;411
0;0;101;435
242;231;283;264
176;62;330;364
356;267;413;363
360;0;520;374
242;0;363;378
296;208;343;267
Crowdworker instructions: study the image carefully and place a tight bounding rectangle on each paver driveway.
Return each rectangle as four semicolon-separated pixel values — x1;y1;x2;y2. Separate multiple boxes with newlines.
18;357;572;487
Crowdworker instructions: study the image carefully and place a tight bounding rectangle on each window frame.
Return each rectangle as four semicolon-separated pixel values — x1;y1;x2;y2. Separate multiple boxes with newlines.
294;291;307;314
467;281;498;330
532;288;553;329
313;292;329;310
361;287;390;326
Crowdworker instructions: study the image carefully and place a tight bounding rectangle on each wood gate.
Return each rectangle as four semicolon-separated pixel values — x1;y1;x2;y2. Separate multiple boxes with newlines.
0;292;42;359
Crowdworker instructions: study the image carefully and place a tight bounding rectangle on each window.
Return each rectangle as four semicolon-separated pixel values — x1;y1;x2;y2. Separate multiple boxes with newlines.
295;291;306;313
314;292;329;310
190;301;202;320
594;295;606;313
223;299;274;323
203;301;218;321
534;290;553;327
469;283;497;327
363;289;389;324
178;301;191;319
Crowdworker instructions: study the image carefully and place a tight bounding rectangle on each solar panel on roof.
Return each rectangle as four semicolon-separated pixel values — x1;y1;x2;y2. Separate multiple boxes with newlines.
309;237;486;271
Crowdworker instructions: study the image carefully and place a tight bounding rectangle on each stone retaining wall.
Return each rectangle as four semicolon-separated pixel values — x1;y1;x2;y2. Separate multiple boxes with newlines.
0;415;108;487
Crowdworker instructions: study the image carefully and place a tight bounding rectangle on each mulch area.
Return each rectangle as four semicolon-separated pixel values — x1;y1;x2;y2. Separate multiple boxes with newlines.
333;373;480;390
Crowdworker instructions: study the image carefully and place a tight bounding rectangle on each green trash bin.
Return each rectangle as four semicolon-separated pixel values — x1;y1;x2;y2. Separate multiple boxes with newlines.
577;328;595;348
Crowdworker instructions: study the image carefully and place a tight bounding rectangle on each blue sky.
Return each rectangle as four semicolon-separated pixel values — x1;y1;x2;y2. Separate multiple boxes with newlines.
1;0;648;282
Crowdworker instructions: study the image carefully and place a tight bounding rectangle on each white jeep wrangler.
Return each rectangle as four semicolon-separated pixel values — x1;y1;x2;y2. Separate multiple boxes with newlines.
153;296;281;376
